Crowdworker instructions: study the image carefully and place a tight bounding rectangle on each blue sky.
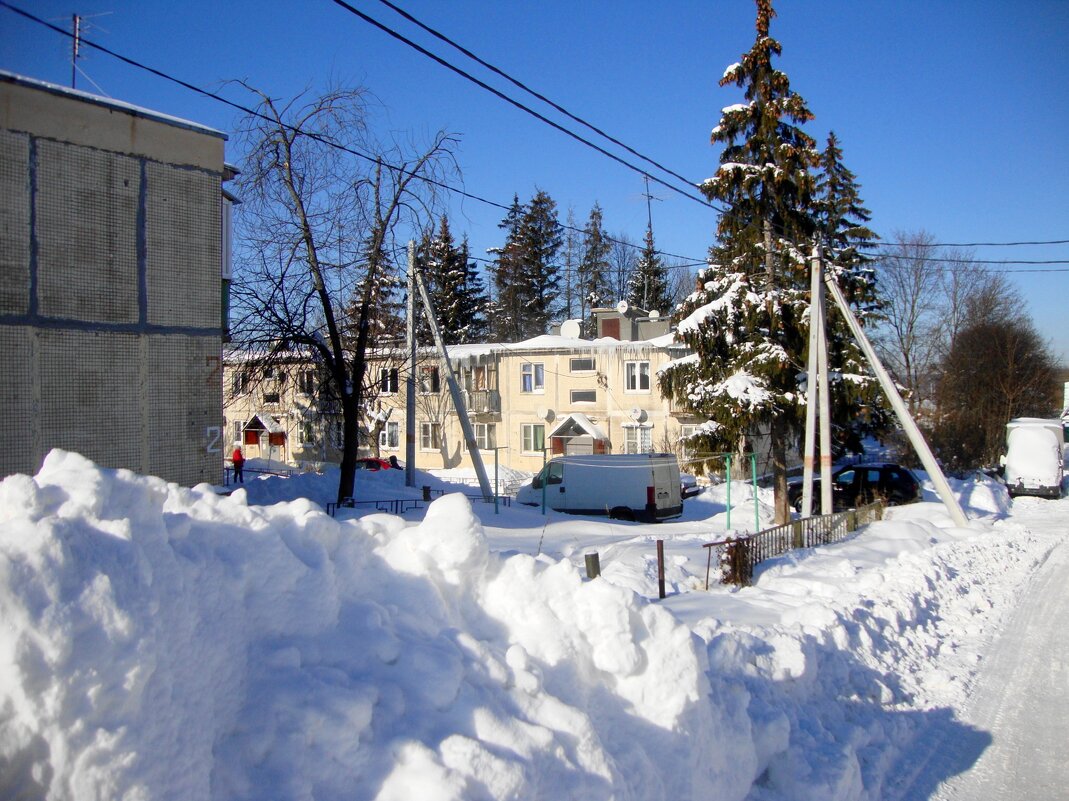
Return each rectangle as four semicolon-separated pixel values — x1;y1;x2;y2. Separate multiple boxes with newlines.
3;0;1067;362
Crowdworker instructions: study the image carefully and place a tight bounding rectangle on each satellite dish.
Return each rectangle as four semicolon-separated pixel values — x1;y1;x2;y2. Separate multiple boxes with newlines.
616;300;629;314
537;407;555;422
629;408;647;422
648;310;660;319
560;319;582;339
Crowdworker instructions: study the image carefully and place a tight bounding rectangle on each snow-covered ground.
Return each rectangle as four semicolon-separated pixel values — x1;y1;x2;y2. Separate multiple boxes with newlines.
0;449;1064;800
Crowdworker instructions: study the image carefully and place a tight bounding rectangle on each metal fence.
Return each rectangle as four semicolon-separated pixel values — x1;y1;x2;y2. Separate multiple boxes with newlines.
326;489;511;518
703;501;884;588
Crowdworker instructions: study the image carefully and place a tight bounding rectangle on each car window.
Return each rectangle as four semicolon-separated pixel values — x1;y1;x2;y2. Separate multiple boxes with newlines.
547;462;564;485
865;469;882;487
835;469;855;487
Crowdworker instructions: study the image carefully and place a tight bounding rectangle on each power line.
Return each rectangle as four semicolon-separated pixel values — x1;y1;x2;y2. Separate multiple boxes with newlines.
881;238;1069;248
369;0;703;193
326;0;718;212
0;1;711;268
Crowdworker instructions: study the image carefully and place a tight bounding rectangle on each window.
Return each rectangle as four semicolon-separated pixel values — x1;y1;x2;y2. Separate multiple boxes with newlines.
624;425;652;454
522;423;545;453
521;362;544;393
570;389;597;404
420;422;441;451
298;369;315;395
380;368;399;394
625;361;651;392
232;371;249;395
263;388;280;404
680;424;698;460
570;357;595;372
464;365;491;391
419;365;441;394
470;423;496;450
231;420;243;445
380;421;400;450
300;420;315;445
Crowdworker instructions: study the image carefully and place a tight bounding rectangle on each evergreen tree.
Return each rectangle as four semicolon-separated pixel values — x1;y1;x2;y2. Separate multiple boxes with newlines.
455;235;490;343
578;202;612;336
813;131;890;444
489;195;526;341
626;222;674;314
660;0;820;522
416;217;488;345
489;190;563;340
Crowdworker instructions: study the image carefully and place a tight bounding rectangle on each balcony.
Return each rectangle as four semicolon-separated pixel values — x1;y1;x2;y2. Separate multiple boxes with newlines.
463;389;501;415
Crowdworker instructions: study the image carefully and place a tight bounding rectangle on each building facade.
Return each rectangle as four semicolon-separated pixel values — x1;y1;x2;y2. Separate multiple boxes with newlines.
0;72;232;485
221;307;704;477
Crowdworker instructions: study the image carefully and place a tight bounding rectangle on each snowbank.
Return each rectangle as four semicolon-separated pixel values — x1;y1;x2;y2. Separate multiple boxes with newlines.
0;450;1058;800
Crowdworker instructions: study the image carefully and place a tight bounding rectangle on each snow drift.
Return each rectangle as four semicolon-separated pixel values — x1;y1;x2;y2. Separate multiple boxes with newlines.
0;450;1056;800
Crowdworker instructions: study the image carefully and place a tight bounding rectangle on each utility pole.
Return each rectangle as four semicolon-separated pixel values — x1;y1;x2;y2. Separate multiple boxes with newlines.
71;14;81;89
410;244;493;500
823;272;969;527
405;242;417;487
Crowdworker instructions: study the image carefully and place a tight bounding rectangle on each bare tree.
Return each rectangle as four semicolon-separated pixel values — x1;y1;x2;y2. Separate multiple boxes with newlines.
872;230;946;415
608;233;637;304
231;84;457;501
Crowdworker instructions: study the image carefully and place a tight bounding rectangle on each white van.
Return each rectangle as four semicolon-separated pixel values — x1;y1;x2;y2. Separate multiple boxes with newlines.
1001;418;1065;499
516;453;683;522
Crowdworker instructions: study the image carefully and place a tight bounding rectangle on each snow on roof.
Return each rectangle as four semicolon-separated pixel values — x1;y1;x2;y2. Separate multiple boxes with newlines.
548;412;609;441
0;70;227;140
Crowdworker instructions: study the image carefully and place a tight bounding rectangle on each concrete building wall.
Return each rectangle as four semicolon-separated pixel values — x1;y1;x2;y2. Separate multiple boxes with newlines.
0;74;226;486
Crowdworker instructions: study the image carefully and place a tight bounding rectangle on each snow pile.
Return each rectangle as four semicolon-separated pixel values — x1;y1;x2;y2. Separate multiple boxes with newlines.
0;450;1058;800
0;451;746;800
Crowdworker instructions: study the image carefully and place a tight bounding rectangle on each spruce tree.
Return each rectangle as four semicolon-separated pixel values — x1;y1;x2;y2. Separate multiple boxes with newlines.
416;217;488;345
814;131;890;446
578;202;612;336
489;195;526;341
626;222;674;314
660;0;820;522
517;189;563;339
455;235;490;343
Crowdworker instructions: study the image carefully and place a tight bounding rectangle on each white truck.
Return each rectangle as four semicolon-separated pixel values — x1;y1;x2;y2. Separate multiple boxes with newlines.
1001;417;1065;499
516;453;683;522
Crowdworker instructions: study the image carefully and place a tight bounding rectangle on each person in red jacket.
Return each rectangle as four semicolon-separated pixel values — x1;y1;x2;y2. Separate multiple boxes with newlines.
232;446;245;483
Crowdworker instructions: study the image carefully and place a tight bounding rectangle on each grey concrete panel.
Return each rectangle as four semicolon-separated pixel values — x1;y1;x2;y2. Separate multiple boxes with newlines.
36;141;140;323
144;334;223;486
0;326;36;477
38;328;141;470
0;130;30;316
146;163;220;329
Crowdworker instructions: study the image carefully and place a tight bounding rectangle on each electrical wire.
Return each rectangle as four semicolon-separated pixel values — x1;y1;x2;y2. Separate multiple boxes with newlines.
369;0;702;193
326;0;718;211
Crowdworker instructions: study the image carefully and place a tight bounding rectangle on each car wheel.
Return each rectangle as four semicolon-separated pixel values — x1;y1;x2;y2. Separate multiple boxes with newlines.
609;506;636;522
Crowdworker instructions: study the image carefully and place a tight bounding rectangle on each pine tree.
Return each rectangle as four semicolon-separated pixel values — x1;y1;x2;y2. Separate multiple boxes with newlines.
578;202;612;336
660;0;820;522
626;222;674;314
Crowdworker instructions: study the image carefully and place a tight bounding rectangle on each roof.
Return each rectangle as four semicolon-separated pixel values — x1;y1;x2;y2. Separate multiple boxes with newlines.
549;413;609;441
0;70;227;140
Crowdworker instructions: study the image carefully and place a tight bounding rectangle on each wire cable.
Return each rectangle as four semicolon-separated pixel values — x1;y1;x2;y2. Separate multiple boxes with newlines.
326;0;718;211
369;0;703;193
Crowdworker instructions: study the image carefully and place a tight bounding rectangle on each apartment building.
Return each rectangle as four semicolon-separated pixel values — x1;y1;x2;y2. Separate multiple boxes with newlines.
224;305;698;475
0;72;234;485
